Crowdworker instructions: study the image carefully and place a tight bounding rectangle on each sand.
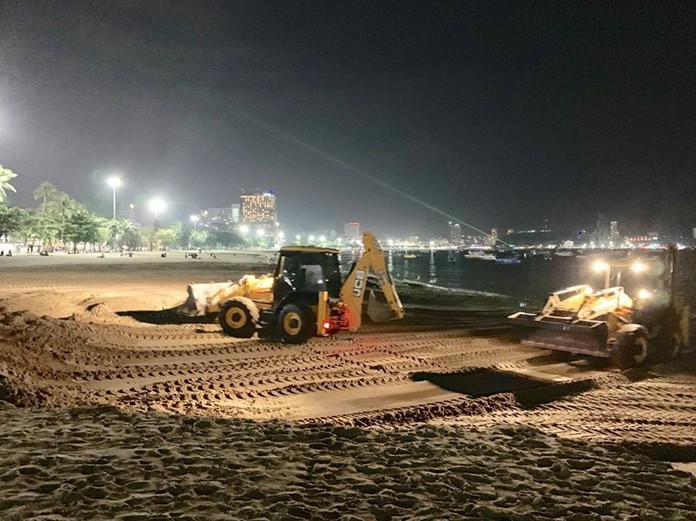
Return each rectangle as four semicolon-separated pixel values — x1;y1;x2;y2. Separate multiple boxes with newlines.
1;403;695;520
1;252;696;519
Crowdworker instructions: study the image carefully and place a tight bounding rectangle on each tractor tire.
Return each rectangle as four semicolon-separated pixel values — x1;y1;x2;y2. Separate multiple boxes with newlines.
218;299;257;338
611;330;649;369
278;303;315;344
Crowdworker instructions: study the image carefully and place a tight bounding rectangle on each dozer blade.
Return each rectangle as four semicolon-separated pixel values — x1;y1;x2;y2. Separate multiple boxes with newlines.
521;320;610;357
367;290;400;323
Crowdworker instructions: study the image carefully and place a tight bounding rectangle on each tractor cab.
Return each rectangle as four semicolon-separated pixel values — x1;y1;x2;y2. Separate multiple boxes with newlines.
272;246;342;306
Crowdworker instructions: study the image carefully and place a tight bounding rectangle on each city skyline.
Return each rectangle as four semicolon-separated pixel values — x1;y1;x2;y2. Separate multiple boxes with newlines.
1;2;694;238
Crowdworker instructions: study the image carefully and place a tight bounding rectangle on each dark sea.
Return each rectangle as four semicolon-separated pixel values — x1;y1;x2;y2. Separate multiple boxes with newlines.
344;249;696;309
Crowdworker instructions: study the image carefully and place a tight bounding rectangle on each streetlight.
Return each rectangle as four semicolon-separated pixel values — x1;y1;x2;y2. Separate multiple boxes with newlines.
190;215;199;230
148;198;166;220
107;177;122;220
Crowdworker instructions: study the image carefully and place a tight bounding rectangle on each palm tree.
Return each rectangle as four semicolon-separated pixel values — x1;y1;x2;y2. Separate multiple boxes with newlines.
0;166;18;203
33;181;59;214
51;192;81;243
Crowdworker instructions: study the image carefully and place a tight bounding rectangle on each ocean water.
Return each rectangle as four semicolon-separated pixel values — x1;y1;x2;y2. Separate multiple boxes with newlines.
343;249;696;309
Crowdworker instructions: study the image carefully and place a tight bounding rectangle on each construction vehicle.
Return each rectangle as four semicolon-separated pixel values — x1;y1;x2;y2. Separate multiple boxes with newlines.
180;231;404;343
509;245;689;369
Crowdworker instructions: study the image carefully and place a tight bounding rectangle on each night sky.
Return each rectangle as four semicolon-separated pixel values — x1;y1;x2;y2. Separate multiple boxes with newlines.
1;1;694;237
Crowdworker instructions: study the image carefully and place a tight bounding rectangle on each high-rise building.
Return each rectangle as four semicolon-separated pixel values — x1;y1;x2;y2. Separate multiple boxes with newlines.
595;213;610;246
240;190;277;227
448;222;461;245
200;207;235;231
609;221;620;243
231;203;240;224
344;222;360;241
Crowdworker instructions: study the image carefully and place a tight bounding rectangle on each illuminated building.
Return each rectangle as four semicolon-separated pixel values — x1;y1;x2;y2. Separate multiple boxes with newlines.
488;228;498;247
344;222;360;241
199;207;235;231
240;190;277;226
610;221;620;242
448;222;461;245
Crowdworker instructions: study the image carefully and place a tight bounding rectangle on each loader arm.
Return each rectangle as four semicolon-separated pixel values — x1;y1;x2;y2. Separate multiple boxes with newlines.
340;231;404;332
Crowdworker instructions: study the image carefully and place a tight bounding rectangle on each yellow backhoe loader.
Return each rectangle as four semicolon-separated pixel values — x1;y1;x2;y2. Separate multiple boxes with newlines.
509;245;689;368
180;231;404;343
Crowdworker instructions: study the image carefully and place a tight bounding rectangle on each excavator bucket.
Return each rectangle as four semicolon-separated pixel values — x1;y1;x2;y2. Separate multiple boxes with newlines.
367;290;401;322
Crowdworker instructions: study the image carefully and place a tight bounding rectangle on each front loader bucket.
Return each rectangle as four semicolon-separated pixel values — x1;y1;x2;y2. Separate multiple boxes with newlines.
521;320;610;357
367;290;401;323
178;282;239;317
179;285;202;317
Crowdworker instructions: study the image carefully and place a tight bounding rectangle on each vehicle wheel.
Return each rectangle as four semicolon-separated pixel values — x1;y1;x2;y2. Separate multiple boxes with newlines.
218;300;256;338
278;303;315;344
611;330;649;369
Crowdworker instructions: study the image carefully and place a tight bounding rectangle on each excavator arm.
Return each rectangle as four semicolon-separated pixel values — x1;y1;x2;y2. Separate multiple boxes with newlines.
339;231;404;332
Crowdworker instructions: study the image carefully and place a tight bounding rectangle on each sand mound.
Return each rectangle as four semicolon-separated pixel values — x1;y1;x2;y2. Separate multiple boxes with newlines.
0;404;694;520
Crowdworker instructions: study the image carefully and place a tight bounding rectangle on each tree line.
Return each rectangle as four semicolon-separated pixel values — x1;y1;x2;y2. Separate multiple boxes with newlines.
0;167;244;252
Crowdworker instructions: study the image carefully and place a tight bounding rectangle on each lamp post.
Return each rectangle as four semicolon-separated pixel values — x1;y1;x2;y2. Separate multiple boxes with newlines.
148;198;166;221
190;215;199;230
107;177;121;220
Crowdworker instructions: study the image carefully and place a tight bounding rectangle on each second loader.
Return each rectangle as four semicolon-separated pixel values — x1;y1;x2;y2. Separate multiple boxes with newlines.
509;245;689;369
180;231;404;343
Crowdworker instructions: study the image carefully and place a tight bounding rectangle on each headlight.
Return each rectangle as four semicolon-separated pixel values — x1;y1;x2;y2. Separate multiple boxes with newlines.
631;261;647;274
592;260;609;273
637;289;651;300
584;286;594;295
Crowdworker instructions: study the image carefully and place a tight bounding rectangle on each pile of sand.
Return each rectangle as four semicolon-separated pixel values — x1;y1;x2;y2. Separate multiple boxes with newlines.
1;402;694;520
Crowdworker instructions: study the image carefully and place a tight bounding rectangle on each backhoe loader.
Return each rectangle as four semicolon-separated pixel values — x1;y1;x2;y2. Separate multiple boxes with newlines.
180;231;404;343
509;245;689;369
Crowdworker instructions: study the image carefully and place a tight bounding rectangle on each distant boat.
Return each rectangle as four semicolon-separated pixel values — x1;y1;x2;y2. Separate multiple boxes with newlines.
554;250;574;257
447;252;457;263
464;250;496;261
404;253;417;259
495;256;522;265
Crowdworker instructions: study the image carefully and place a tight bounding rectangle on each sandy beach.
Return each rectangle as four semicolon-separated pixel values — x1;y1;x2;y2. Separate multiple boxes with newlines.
1;252;695;519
